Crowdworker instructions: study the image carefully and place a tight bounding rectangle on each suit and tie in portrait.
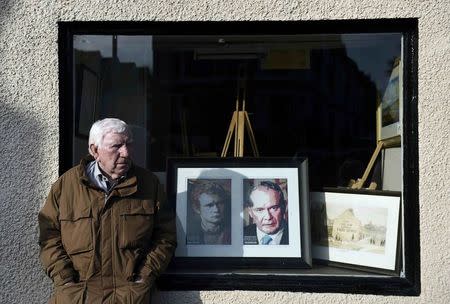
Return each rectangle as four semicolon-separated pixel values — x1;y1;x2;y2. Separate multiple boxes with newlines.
243;180;289;245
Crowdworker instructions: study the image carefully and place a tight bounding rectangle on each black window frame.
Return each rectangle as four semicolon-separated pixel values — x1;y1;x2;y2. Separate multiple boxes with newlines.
58;19;419;295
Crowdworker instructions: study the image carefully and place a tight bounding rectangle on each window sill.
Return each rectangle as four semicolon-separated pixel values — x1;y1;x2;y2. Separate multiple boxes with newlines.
158;265;417;295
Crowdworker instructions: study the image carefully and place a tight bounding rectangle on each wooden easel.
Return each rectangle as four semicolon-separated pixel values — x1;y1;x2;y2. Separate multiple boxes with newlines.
221;67;259;157
348;141;384;190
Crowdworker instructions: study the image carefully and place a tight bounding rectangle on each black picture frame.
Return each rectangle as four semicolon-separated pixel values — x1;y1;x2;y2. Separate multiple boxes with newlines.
166;157;312;271
310;189;402;275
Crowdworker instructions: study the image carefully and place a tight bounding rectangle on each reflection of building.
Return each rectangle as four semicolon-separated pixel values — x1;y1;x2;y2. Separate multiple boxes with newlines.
73;49;151;167
332;209;362;242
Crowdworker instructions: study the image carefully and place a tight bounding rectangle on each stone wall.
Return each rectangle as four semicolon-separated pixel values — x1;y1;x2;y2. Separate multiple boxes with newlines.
0;1;449;303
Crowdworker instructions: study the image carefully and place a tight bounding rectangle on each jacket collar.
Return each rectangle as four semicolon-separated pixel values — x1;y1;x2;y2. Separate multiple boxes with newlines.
78;155;138;197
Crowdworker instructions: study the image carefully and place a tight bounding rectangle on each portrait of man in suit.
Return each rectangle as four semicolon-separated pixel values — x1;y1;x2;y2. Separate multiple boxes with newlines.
243;179;289;245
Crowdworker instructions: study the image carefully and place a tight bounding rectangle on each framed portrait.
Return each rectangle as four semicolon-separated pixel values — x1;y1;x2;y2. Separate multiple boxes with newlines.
166;157;311;269
75;64;101;138
310;190;401;274
185;178;232;245
376;55;402;147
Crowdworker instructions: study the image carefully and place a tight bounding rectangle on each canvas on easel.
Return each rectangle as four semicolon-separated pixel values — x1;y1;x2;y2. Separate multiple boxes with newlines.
377;56;402;148
349;55;403;190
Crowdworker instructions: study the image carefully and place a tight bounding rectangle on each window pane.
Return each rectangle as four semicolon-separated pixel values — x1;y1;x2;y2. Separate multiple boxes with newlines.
73;33;402;189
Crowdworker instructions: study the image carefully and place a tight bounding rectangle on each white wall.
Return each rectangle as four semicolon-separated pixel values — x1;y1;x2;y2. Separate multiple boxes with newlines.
0;0;449;303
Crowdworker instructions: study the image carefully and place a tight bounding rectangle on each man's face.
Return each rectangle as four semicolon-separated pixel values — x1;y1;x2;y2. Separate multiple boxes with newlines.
248;188;284;235
196;193;225;225
92;132;133;180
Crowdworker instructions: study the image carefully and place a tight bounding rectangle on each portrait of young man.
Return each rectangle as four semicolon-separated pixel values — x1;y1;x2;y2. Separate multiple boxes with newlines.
186;179;231;245
243;179;289;245
38;118;177;304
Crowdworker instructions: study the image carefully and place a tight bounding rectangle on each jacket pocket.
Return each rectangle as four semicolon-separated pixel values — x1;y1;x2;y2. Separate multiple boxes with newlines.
119;200;155;249
54;281;86;304
60;207;93;254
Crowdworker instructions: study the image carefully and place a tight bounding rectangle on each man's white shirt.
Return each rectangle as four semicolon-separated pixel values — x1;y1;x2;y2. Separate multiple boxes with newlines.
256;227;285;245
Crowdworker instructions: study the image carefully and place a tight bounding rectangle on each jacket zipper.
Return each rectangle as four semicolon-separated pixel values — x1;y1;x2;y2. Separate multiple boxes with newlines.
100;190;117;295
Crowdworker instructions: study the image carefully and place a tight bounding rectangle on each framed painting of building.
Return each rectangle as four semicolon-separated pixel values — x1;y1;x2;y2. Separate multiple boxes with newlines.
310;191;401;274
166;157;312;270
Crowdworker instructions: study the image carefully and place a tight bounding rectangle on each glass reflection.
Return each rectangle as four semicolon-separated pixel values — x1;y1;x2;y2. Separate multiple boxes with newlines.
73;35;153;168
73;33;402;188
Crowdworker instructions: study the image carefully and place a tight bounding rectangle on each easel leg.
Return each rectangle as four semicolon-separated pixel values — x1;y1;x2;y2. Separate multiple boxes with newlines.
244;112;259;157
221;112;237;157
236;112;246;157
350;141;384;189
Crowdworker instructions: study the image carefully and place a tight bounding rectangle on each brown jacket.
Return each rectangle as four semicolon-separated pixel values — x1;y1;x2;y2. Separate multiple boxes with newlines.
39;157;177;303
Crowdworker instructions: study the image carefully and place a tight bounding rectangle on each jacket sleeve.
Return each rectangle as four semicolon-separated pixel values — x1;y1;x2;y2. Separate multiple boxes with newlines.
140;180;177;282
38;181;77;286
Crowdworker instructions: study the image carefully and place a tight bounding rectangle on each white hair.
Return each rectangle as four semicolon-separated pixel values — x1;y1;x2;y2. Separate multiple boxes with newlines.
88;118;132;149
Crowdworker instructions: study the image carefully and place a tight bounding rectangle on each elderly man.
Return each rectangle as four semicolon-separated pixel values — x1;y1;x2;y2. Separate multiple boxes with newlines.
244;180;289;245
187;180;231;245
39;118;176;303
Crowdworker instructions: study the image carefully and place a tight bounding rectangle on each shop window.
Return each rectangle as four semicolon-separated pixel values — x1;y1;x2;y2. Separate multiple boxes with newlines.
59;20;419;295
